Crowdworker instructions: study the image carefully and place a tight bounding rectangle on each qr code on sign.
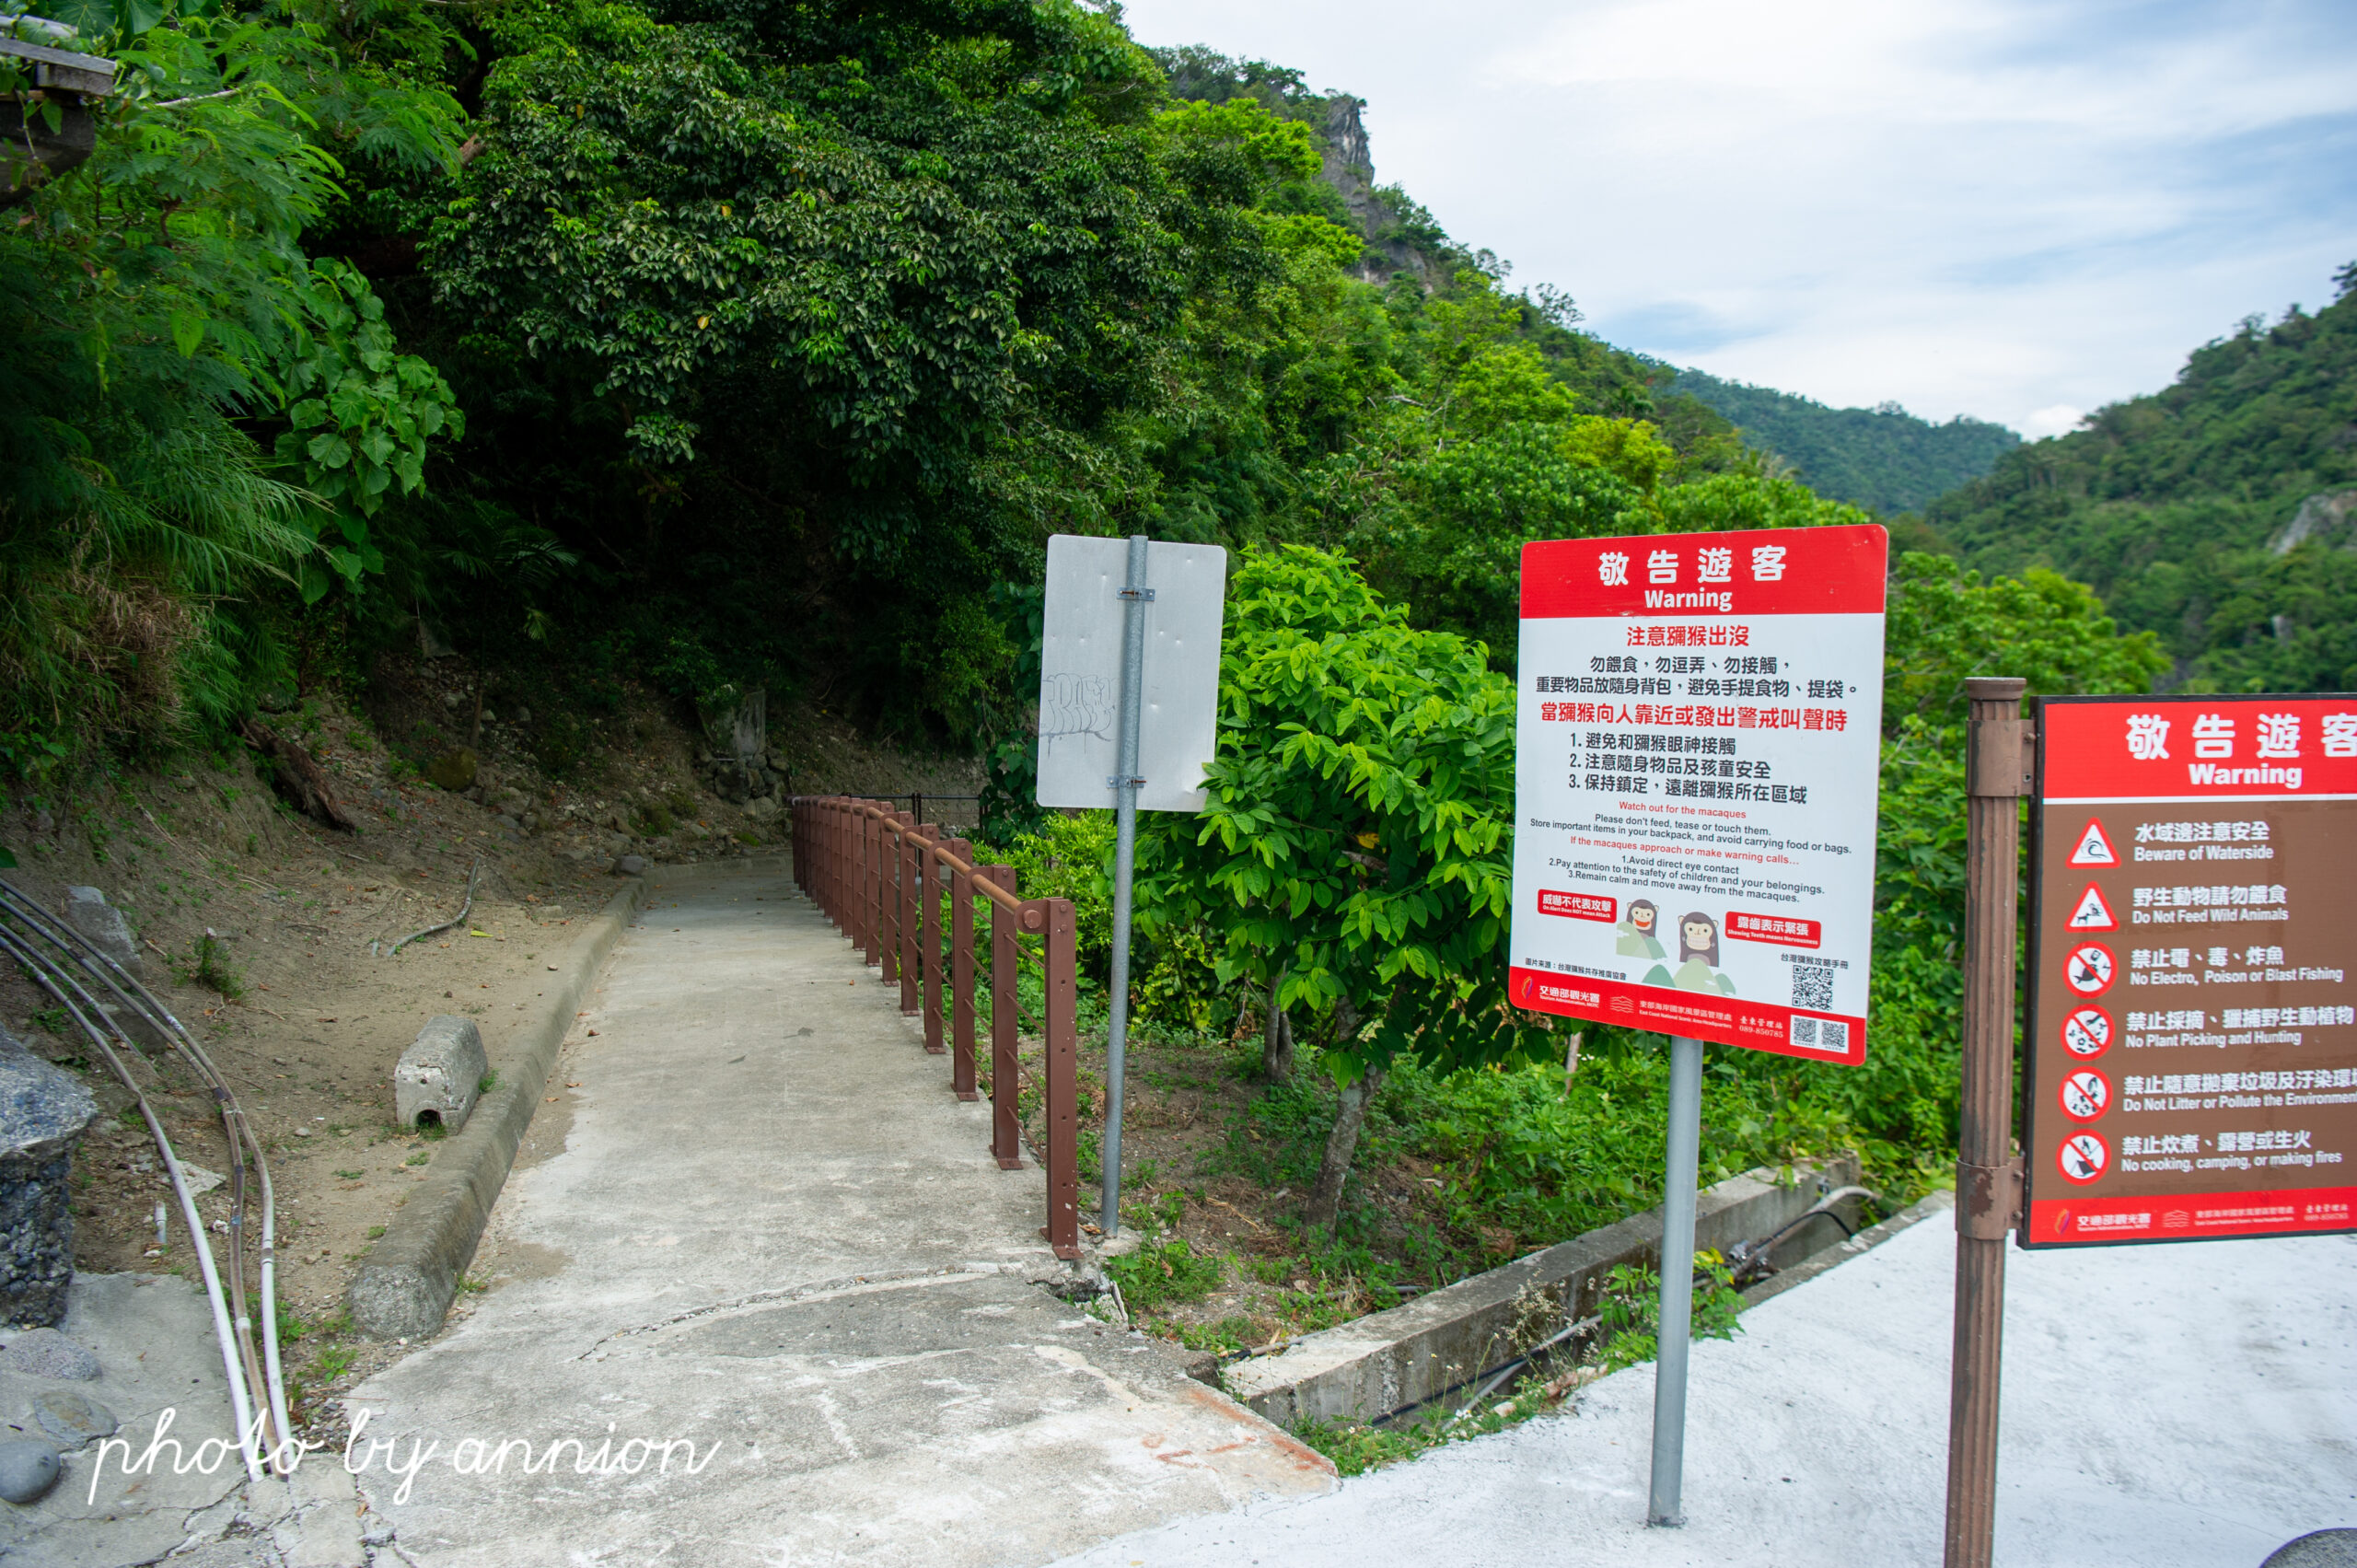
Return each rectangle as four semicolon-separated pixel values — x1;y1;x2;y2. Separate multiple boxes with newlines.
1789;1016;1850;1052
1791;965;1833;1011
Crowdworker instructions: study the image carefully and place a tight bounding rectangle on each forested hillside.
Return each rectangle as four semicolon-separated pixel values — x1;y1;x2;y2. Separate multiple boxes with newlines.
1;0;2189;1302
0;5;1840;784
1925;272;2357;691
1672;368;2021;515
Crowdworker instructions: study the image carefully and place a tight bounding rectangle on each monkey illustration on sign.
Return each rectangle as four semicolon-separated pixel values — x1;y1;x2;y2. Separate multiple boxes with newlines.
1616;899;1666;959
1644;912;1737;995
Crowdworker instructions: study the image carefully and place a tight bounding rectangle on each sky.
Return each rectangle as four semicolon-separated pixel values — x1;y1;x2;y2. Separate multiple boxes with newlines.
1116;0;2357;438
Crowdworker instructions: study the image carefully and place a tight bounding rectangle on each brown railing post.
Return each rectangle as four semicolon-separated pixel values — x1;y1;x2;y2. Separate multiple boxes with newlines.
986;866;1021;1167
831;798;847;929
946;839;977;1099
895;813;920;1014
862;807;883;970
819;798;835;925
915;829;945;1052
1039;896;1080;1260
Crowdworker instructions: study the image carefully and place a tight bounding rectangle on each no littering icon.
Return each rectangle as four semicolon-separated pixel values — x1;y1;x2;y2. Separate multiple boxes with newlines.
2060;1070;2110;1121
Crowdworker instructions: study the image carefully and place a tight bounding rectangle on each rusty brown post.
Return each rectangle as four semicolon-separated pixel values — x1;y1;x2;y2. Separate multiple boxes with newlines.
1040;896;1080;1260
946;839;978;1098
820;799;837;925
831;799;848;931
1945;676;2032;1568
986;866;1022;1167
895;813;919;1011
916;829;945;1051
863;807;883;970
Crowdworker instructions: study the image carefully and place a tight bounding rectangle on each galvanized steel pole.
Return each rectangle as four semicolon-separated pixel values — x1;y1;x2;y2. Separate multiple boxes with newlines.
1101;533;1149;1237
1647;1031;1705;1527
1945;675;2031;1568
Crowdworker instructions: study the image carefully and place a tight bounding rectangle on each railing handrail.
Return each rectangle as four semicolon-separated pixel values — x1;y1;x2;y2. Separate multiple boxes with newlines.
788;795;1081;1260
794;795;1025;915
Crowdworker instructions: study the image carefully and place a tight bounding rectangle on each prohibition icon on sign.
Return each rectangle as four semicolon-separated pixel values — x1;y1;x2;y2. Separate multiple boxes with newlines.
2061;1006;2113;1059
2057;1132;2109;1185
2063;941;2115;997
2060;1070;2110;1121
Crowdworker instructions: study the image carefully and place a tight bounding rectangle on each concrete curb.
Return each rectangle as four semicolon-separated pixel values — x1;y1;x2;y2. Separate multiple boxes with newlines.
1737;1186;1955;1308
1227;1156;1861;1428
349;877;646;1341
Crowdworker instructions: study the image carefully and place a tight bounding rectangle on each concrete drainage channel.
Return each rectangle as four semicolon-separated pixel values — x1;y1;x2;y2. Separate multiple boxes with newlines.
1226;1156;1948;1430
348;875;648;1341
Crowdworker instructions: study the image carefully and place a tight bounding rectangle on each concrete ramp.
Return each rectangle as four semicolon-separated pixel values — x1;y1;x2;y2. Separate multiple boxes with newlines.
348;858;1330;1566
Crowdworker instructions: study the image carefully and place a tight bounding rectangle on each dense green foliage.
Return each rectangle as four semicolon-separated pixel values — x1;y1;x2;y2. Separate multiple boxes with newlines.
1925;272;2357;691
0;8;465;768
1672;367;2020;516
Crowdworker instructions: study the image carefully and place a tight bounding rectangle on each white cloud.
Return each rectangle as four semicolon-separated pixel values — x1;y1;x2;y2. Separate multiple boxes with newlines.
1116;0;2357;434
2023;404;2089;440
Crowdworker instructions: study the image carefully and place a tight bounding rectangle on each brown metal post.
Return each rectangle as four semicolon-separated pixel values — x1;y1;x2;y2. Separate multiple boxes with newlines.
820;799;836;925
916;830;945;1051
1040;896;1080;1260
895;813;919;1008
987;867;1022;1167
831;799;846;927
1945;676;2032;1568
863;808;883;970
946;839;978;1098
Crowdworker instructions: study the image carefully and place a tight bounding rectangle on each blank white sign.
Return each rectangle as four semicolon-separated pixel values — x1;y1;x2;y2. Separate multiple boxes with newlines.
1036;536;1227;813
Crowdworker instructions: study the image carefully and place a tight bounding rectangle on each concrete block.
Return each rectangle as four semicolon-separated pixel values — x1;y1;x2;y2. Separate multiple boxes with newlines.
62;886;141;977
394;1016;485;1133
1229;1156;1859;1427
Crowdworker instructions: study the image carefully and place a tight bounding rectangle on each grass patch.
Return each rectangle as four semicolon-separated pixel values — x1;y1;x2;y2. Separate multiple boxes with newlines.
1106;1237;1223;1313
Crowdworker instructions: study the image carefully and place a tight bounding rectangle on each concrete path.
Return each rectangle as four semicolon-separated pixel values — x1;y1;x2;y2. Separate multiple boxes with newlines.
1052;1212;2357;1568
349;858;1330;1566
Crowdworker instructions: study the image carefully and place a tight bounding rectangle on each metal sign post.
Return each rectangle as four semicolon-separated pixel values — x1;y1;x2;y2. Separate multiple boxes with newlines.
1508;523;1889;1526
1101;537;1149;1237
1944;677;2030;1568
1037;534;1227;1239
1647;1032;1704;1526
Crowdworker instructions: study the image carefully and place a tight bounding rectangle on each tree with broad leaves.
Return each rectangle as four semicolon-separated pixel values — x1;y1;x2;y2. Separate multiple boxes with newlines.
1134;543;1556;1228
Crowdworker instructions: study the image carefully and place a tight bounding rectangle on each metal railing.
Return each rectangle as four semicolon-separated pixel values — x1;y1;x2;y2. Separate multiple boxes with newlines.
789;796;1080;1259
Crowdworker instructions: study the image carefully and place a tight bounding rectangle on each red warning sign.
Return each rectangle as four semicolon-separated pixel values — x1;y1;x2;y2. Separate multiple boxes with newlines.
2057;1132;2109;1185
2059;1070;2110;1121
2061;942;2116;998
2060;1006;2112;1060
2063;884;2117;932
2065;819;2117;867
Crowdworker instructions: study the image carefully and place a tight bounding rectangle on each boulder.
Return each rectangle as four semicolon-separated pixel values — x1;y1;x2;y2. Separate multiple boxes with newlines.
0;1439;60;1504
0;1028;99;1327
63;887;141;976
393;1016;486;1133
424;749;478;792
744;797;780;824
612;854;649;877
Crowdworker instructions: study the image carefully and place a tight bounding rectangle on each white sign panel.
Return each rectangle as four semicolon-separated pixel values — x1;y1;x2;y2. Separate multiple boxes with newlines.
1037;536;1226;813
1507;525;1888;1064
